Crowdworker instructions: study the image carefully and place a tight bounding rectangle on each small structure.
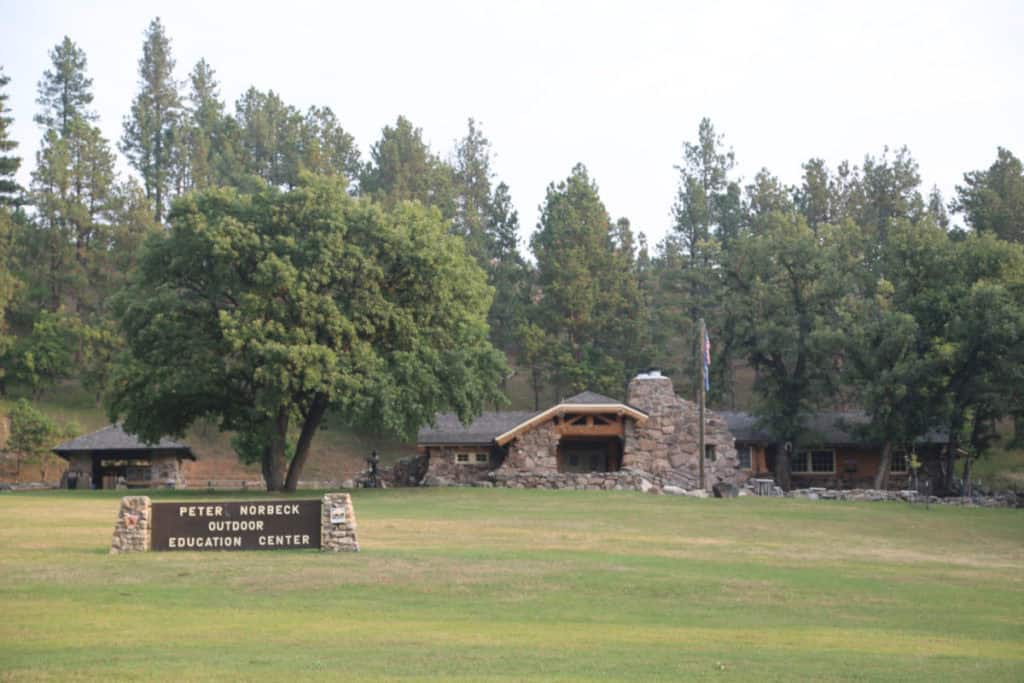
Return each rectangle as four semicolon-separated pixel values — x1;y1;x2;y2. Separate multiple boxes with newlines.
53;424;194;490
721;411;949;489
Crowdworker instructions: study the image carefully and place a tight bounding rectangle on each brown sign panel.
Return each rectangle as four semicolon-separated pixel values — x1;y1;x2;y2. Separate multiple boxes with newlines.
151;500;321;551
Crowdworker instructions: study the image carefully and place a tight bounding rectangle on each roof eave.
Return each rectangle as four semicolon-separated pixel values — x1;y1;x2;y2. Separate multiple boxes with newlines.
494;403;648;446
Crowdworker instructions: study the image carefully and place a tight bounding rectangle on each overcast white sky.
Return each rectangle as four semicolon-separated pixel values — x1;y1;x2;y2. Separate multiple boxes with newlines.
2;0;1022;245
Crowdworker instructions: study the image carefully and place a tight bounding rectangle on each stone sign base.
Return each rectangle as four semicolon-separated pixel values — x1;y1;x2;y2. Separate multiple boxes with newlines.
110;493;359;553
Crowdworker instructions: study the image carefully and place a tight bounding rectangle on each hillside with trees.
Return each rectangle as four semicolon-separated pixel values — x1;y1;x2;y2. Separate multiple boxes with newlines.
1;19;1022;492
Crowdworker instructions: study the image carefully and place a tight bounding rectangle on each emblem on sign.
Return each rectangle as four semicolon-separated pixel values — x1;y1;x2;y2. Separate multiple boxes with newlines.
330;506;346;524
124;513;139;529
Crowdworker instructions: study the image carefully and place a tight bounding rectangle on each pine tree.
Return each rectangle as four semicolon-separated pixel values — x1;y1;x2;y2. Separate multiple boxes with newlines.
0;67;21;205
121;17;182;222
954;147;1024;244
182;58;224;191
485;181;529;352
360;116;454;218
452;118;494;264
34;37;96;136
530;164;644;396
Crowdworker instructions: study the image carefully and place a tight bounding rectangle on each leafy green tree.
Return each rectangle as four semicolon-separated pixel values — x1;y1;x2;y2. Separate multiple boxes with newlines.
954;147;1024;244
121;17;183;222
34;37;96;136
833;221;946;488
108;175;506;491
7;399;57;477
6;309;82;398
360;116;454;218
729;212;850;489
0;66;21;205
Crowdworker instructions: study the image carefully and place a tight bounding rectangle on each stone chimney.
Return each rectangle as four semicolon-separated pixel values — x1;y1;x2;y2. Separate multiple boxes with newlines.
627;370;676;414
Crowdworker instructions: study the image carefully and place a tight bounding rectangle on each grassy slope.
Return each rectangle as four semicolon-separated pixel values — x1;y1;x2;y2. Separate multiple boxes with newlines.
0;488;1021;681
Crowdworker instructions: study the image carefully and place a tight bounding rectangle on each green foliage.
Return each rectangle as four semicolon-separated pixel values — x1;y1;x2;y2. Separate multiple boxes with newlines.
108;176;506;490
360;116;454;218
954;147;1024;243
7;398;58;476
530;164;647;397
120;17;183;222
33;37;96;136
0;66;21;205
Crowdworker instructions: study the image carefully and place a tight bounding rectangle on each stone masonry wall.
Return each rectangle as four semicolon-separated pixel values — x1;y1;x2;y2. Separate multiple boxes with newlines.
424;446;496;485
498;421;560;475
110;495;151;553
321;493;359;552
624;375;742;490
151;453;186;489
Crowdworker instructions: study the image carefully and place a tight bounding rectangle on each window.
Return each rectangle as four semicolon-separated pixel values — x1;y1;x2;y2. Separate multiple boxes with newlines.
891;452;908;473
793;450;835;474
456;452;489;466
791;451;809;473
456;453;470;463
736;446;751;470
810;450;834;473
474;453;489;464
704;445;717;462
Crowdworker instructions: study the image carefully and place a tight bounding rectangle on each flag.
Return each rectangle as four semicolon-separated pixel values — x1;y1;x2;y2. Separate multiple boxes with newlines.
702;326;711;392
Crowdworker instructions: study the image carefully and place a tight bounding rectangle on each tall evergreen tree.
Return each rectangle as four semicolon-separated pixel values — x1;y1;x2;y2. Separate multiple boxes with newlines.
181;58;224;192
452;118;494;264
0;67;21;205
121;17;182;222
34;37;96;136
530;164;644;396
485;181;529;352
360;116;454;218
953;147;1024;244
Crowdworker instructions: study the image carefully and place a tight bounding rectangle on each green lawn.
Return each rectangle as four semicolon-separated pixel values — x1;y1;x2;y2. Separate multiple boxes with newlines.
0;489;1022;681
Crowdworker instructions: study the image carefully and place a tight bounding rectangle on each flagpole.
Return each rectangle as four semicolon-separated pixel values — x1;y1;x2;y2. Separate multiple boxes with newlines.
698;318;706;491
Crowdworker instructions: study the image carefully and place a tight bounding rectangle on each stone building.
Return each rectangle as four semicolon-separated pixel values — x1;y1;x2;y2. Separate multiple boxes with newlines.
53;424;194;490
417;371;743;490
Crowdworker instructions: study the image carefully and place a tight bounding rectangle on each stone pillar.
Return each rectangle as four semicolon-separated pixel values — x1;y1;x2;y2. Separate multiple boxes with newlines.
321;493;359;552
110;496;152;554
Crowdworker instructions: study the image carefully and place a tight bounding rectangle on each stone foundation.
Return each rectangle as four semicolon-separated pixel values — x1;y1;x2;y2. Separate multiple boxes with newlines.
320;493;359;552
110;496;152;553
500;421;560;474
784;487;1020;508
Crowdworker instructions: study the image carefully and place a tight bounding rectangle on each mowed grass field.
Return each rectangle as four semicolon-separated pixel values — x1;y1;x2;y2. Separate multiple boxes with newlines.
0;489;1022;682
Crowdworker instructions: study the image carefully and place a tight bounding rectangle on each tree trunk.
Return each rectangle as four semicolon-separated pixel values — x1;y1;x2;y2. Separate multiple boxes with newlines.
874;442;893;490
283;394;328;492
961;453;973;498
1012;412;1024;448
262;410;289;491
775;446;792;491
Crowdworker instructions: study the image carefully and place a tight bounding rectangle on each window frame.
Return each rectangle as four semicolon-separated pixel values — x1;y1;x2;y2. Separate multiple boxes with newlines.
736;445;752;470
793;449;835;474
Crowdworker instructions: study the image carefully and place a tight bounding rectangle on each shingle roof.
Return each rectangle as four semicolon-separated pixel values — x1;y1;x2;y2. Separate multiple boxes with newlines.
53;424;195;458
719;411;774;443
417;411;539;445
720;411;949;446
563;391;620;405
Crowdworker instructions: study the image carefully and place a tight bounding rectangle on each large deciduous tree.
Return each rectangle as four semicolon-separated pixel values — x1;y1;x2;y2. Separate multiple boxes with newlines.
107;175;506;491
729;212;850;489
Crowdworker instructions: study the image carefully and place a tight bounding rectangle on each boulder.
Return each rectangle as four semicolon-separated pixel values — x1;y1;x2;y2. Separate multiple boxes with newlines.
663;485;686;496
638;478;654;493
684;489;709;498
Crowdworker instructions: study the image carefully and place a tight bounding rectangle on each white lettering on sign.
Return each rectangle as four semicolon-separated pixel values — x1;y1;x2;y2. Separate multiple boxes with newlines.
258;534;311;547
168;536;243;549
238;504;300;516
178;505;225;517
